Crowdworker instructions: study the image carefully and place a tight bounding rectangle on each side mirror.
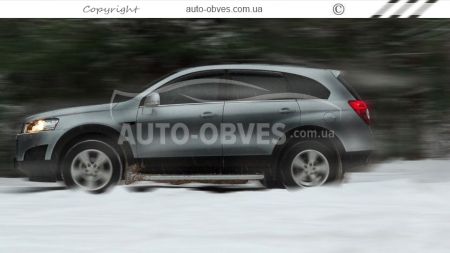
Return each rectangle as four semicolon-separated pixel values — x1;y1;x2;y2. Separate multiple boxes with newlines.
144;92;160;107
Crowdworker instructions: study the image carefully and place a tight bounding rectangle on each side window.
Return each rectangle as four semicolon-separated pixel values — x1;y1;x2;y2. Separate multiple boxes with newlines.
285;73;330;99
157;70;225;105
225;70;289;100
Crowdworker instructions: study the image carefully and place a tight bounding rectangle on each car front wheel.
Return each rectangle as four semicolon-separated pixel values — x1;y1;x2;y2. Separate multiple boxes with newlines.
61;138;122;193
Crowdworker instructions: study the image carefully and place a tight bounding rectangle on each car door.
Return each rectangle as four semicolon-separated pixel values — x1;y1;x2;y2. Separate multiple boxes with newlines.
136;70;225;174
222;70;301;174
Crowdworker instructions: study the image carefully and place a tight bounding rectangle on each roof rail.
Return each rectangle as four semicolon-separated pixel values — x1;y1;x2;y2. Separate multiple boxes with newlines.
185;59;331;69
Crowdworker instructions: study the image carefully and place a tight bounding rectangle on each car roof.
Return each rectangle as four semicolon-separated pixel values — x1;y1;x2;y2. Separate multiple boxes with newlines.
180;64;337;74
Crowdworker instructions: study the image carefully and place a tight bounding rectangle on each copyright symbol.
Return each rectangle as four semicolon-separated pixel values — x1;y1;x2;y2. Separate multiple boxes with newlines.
333;3;344;15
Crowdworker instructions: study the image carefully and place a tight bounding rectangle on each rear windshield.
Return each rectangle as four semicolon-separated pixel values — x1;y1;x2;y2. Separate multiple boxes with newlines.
337;75;361;100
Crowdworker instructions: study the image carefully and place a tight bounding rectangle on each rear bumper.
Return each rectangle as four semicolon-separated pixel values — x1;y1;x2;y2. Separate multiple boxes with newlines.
14;158;58;182
342;150;372;171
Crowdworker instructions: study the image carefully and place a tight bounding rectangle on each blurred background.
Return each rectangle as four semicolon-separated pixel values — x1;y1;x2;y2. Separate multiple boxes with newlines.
0;19;449;177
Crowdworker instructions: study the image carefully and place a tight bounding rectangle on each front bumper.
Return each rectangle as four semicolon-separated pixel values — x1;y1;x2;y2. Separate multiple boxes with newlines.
14;158;58;182
16;130;64;161
15;131;62;182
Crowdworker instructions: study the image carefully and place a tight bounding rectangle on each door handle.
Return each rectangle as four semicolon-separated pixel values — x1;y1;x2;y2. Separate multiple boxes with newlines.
279;107;293;114
201;111;215;118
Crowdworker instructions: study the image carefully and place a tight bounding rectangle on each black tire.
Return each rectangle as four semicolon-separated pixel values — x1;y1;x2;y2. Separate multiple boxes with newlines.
280;140;342;188
61;137;123;193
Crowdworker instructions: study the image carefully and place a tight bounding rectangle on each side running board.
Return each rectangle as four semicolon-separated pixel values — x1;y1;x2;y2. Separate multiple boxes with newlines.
125;172;264;184
138;174;264;181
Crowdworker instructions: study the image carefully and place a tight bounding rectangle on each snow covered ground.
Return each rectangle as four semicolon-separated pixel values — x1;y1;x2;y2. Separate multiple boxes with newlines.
1;159;450;253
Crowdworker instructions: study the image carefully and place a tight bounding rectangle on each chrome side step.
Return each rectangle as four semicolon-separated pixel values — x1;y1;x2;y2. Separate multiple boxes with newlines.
138;174;264;181
124;164;264;184
125;170;264;184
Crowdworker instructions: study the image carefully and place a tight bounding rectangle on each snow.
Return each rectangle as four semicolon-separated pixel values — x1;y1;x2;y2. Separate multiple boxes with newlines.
1;159;450;253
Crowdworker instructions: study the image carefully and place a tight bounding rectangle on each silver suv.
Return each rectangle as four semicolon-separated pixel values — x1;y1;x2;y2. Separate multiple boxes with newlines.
15;64;373;192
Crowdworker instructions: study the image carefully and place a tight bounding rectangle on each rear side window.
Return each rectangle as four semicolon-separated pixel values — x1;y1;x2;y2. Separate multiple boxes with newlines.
285;73;330;99
225;70;290;100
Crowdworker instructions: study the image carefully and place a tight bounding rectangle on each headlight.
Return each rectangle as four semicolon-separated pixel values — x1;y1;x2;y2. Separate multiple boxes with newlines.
23;119;59;134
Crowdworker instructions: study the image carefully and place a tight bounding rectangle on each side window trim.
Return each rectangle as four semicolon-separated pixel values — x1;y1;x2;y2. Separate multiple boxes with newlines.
165;69;226;85
153;69;330;105
228;69;285;78
155;101;225;107
156;70;226;105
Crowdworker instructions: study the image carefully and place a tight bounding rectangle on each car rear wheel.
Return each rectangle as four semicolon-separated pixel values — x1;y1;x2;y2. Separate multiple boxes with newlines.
281;140;341;188
61;138;122;193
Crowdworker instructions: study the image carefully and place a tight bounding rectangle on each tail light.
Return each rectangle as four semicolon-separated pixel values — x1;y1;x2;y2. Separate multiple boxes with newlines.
348;100;371;125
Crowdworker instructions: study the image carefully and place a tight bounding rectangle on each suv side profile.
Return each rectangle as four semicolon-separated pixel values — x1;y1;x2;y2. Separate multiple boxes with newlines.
15;64;373;192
